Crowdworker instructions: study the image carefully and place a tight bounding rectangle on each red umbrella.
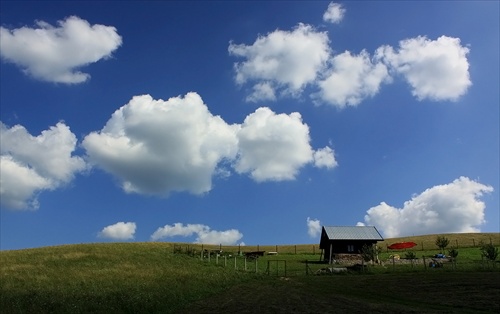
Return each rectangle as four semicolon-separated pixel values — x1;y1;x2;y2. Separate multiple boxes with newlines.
387;242;417;250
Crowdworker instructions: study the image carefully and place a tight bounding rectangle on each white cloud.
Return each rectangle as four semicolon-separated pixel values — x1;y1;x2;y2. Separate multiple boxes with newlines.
229;23;330;97
0;122;86;210
82;92;335;195
363;177;493;238
82;92;239;196
307;217;322;238
315;50;391;108
234;107;314;181
376;35;471;101
230;21;471;107
323;3;345;24
99;222;136;240
313;146;338;169
0;16;122;84
150;223;243;245
246;82;276;103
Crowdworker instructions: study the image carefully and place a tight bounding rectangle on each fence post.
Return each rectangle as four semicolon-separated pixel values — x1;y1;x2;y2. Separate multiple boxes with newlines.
244;258;247;271
234;256;237;270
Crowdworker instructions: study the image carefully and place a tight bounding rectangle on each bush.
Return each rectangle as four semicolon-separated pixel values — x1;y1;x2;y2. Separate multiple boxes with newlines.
360;244;380;263
480;242;498;262
448;248;459;259
404;251;417;259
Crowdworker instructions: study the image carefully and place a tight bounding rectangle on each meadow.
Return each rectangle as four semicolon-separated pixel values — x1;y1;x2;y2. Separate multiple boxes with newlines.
1;233;499;313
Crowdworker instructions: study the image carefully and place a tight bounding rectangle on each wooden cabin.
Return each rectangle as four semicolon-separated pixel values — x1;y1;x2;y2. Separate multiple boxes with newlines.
319;226;383;263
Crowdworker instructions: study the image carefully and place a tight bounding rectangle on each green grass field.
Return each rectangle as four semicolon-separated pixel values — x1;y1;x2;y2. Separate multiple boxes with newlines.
1;233;499;313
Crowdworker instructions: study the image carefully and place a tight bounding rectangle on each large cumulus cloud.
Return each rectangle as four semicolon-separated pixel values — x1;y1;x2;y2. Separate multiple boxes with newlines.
0;16;122;83
361;177;493;238
0;122;87;210
82;92;239;195
82;92;334;196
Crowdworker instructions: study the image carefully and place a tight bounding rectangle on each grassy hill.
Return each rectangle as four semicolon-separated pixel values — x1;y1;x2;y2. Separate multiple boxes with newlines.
1;233;499;313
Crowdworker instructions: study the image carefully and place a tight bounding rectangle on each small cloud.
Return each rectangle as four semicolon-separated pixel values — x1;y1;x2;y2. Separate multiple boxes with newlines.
234;108;314;182
314;50;391;108
307;217;322;238
323;3;346;24
376;35;471;101
356;222;366;226
151;222;243;245
229;23;330;97
363;177;493;238
0;16;122;84
246;82;276;103
98;222;136;240
313;146;338;169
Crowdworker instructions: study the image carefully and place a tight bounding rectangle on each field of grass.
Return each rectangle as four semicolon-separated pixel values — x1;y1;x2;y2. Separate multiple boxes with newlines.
1;233;499;313
0;242;261;313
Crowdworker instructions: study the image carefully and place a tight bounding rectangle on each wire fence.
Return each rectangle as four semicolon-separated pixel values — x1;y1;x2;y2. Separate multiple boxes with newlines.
172;245;499;277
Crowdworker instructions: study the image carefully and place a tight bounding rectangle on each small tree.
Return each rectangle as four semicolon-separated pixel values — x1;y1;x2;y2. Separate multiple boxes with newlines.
448;248;459;269
480;242;498;267
435;236;450;252
404;251;417;268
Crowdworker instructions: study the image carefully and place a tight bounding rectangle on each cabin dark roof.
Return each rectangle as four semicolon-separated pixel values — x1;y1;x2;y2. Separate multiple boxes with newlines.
322;226;383;241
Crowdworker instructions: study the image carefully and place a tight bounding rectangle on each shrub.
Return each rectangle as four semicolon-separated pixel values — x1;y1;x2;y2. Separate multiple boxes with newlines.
360;244;380;263
404;251;417;259
448;248;459;259
480;242;498;262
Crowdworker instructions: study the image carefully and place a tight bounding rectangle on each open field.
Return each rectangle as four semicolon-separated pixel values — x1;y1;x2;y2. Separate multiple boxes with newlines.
1;234;499;313
180;272;500;313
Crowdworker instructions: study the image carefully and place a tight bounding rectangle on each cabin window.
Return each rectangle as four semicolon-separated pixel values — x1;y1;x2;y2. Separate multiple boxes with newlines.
347;245;354;252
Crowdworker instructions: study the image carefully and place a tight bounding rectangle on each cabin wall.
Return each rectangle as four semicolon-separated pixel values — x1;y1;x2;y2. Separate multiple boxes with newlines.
323;240;377;262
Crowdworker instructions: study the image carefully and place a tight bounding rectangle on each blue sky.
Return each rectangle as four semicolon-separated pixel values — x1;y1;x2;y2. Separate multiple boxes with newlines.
1;1;498;250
